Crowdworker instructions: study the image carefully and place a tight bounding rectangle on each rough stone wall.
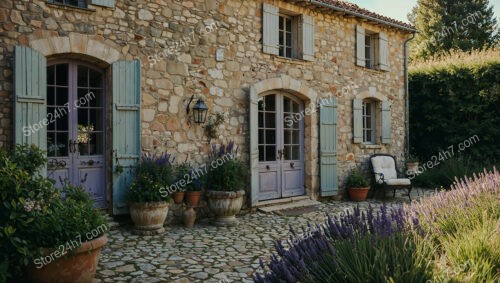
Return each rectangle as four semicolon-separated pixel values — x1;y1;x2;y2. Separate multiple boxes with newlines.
0;0;412;197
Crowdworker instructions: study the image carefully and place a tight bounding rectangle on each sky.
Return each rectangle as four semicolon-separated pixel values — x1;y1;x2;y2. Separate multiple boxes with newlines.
348;0;500;24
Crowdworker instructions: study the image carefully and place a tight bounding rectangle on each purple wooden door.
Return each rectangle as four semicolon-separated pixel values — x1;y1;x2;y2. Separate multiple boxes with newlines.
46;63;106;208
257;93;304;201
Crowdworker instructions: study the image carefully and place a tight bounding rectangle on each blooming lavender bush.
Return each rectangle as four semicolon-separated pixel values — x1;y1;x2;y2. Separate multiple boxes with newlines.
256;168;499;283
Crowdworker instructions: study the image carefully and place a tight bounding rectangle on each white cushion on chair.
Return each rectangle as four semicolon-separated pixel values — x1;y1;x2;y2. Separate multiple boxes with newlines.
371;156;398;184
385;178;411;186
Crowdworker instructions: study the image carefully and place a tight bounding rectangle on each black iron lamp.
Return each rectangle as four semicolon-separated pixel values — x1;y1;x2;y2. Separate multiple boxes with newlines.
186;95;208;124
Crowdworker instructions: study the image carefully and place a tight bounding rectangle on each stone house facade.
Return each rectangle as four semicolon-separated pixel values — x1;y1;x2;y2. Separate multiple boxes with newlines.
0;0;416;214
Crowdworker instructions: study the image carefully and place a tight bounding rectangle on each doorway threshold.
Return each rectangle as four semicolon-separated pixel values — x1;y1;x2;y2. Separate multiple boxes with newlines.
257;196;321;214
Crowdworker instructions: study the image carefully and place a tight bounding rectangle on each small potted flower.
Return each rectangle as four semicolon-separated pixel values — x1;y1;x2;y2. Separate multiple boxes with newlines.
0;145;108;283
77;124;94;155
346;169;370;202
205;141;246;226
128;152;173;235
406;154;419;174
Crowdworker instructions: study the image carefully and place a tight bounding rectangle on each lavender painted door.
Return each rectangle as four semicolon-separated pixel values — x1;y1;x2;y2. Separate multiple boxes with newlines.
46;63;106;208
257;93;304;201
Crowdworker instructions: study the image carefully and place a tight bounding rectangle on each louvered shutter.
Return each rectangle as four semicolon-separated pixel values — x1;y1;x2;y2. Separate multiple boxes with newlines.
356;25;366;67
263;3;279;55
320;99;338;196
14;46;47;173
378;32;389;71
353;99;363;143
301;14;315;61
112;60;141;215
381;100;391;144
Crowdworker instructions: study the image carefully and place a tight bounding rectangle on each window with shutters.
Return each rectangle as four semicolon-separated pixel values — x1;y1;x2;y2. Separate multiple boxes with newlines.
48;0;87;8
362;100;377;143
262;4;315;61
356;26;389;71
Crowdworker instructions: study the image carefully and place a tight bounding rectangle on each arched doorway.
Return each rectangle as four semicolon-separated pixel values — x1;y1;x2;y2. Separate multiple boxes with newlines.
46;61;106;208
257;91;305;201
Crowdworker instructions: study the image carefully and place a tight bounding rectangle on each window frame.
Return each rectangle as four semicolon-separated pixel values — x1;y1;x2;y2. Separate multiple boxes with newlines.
362;100;376;144
364;33;377;69
278;14;294;59
47;0;87;9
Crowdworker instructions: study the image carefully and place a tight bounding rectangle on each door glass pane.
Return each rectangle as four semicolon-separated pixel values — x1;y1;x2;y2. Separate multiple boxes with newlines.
265;146;276;161
292;145;299;160
258;129;264;144
284;97;290;112
78;65;88;87
47;86;55;105
258;145;265;161
89;109;103;131
264;95;276;111
56;132;68;156
292;101;299;113
78;108;88;126
89;69;102;88
284;129;291;144
283;145;291;160
265;130;276;144
292;130;299;144
55;64;69;86
258;112;264;128
47;65;55;85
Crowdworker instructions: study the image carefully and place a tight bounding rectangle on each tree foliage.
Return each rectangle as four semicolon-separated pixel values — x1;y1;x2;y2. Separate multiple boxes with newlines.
409;0;499;61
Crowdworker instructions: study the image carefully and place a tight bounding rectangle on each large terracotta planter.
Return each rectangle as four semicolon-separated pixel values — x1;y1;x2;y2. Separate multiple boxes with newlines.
27;235;108;283
185;191;202;207
348;187;370;202
206;190;245;226
129;201;169;235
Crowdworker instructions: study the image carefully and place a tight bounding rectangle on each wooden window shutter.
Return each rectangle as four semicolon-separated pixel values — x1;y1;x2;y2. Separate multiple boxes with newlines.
262;3;279;55
355;25;366;67
301;14;315;61
352;99;363;143
381;100;391;144
14;46;47;171
378;32;390;71
90;0;115;8
112;60;141;215
320;98;338;196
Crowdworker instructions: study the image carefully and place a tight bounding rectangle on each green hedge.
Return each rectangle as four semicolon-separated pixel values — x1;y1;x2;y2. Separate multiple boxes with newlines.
409;51;500;163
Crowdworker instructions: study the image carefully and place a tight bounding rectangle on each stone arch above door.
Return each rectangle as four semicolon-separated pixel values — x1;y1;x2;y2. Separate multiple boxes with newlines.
249;76;319;206
28;33;122;65
355;86;388;101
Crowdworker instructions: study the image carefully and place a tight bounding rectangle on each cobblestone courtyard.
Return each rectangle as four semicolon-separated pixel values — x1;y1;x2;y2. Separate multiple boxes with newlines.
95;190;431;283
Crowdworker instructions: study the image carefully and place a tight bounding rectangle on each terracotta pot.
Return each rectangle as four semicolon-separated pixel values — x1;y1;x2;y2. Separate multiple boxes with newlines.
406;162;419;174
185;191;202;207
206;190;245;226
27;235;108;283
172;191;185;204
348;187;370;202
129;201;169;234
183;207;196;228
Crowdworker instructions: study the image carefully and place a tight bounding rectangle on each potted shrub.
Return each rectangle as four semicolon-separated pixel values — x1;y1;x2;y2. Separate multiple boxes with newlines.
205;142;246;226
0;145;108;283
406;154;419;174
128;152;173;235
346;169;370;202
175;162;202;206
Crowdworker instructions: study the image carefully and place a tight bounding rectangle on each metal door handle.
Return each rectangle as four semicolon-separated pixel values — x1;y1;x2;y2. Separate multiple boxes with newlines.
277;149;284;160
266;165;270;170
290;162;295;168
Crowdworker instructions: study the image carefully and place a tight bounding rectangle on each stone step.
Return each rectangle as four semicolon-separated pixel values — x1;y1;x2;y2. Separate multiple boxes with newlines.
258;199;321;214
105;215;120;230
254;196;310;208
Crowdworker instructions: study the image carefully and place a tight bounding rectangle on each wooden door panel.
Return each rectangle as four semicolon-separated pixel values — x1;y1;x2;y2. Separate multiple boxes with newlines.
77;164;106;207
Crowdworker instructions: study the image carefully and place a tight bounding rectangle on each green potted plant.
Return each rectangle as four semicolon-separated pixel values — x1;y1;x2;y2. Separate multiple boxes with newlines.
406;154;419;173
205;141;246;226
0;145;108;283
128;152;173;235
346;169;370;201
174;162;202;206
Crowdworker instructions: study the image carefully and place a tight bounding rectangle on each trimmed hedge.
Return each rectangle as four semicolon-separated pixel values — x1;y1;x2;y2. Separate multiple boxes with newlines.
409;49;500;163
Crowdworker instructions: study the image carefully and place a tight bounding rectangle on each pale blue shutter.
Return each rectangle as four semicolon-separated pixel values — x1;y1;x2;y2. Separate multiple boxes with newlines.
263;3;279;55
353;99;363;143
112;60;141;215
378;32;389;71
320;99;338;196
381;101;391;144
356;25;366;67
301;14;315;61
14;46;47;173
90;0;115;8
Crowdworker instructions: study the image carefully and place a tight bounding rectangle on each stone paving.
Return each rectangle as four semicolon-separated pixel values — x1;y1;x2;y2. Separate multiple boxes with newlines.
95;189;435;283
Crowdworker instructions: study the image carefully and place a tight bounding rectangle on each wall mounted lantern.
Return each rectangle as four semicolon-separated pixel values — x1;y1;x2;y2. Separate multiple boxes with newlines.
186;95;208;124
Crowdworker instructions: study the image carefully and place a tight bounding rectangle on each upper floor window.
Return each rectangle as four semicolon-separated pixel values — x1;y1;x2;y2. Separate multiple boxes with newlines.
262;3;315;61
48;0;87;8
279;15;293;58
356;25;389;71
